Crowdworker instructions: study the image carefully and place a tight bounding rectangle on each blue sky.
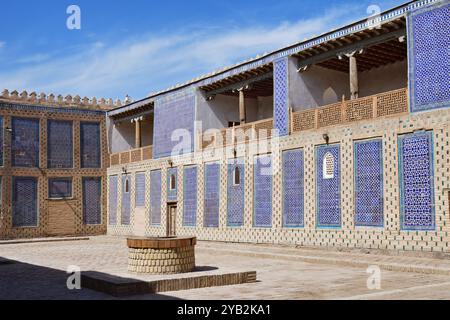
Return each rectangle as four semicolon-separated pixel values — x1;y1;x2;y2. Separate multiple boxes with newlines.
0;0;406;100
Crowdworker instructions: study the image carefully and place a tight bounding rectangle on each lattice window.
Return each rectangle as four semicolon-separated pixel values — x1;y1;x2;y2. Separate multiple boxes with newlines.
12;177;38;227
167;168;177;201
254;155;273;228
11;117;40;168
135;172;145;208
399;131;435;230
47;120;73;169
0;117;3;166
80;122;101;168
316;144;341;228
48;178;72;199
323;152;335;180
82;177;102;225
108;175;118;225
150;170;162;225
282;149;304;228
121;174;131;225
183;166;198;227
204;162;220;228
227;159;245;227
354;139;384;227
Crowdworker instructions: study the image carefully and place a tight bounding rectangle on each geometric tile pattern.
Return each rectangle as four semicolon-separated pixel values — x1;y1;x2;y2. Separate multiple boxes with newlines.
150;170;162;226
82;177;102;225
408;2;450;112
108;175;118;225
47;120;73;169
316;144;341;228
183;166;198;227
204;162;220;228
399;131;435;230
227;158;245;227
167;167;178;202
48;178;73;199
153;91;195;159
135;172;146;208
12;177;38;227
254;155;272;228
11;117;40;168
80;122;101;168
0;116;3;166
274;57;289;136
121;174;131;225
354;139;384;227
282;149;304;228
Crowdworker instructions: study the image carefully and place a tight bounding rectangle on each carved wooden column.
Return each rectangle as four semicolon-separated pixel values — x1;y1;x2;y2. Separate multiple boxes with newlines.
132;117;143;149
346;51;360;100
238;88;246;125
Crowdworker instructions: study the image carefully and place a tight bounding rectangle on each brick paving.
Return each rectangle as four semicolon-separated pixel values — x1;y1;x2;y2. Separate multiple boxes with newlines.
1;236;450;300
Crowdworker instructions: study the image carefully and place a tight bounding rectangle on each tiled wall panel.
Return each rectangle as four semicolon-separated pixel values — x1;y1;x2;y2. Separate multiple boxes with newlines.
11;117;40;168
47;120;73;169
121;174;131;225
80;122;101;168
12;177;38;227
135;172;146;207
108;175;118;225
204;162;220;228
254;155;272;228
282;149;304;227
227;159;245;227
183;166;198;227
274;57;289;136
83;177;102;225
150;170;162;225
167;167;178;201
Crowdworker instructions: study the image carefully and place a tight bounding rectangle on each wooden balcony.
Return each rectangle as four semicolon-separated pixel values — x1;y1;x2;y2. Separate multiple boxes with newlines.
110;145;153;166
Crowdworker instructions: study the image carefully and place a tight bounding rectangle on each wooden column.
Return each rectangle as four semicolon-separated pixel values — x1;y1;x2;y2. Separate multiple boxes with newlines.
133;117;142;149
349;54;359;100
239;89;246;125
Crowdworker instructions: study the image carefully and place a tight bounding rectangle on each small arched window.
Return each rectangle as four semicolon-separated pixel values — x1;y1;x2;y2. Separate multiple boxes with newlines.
125;176;130;193
233;166;241;186
323;152;335;180
170;174;176;190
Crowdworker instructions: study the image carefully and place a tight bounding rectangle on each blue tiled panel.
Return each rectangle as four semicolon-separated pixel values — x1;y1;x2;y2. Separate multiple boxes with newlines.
83;177;102;225
227;158;245;227
254;155;272;228
47;120;73;169
408;2;450;112
109;175;118;225
121;175;131;225
48;178;72;199
316;144;341;228
150;170;162;225
0;117;3;166
80;122;101;168
135;172;146;208
153;91;195;159
399;131;435;230
354;139;384;227
183;166;198;227
11;117;40;168
12;177;38;227
204;162;220;228
274;58;289;136
282;149;304;228
167;168;178;201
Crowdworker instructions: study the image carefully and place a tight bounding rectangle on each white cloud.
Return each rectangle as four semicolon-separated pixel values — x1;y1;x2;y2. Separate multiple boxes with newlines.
0;5;361;99
0;41;5;49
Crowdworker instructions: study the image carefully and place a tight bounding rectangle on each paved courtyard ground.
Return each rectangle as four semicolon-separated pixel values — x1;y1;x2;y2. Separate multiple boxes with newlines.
1;236;450;300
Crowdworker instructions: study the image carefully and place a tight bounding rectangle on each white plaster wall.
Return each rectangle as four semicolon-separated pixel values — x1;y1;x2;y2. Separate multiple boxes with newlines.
141;116;154;147
359;60;407;97
110;120;135;153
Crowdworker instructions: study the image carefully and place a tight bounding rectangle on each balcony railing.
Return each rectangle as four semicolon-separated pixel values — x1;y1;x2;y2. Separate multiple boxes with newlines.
110;145;153;166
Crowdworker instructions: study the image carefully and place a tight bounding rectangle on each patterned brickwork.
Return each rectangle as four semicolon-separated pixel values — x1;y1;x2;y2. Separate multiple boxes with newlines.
0;117;3;166
11;117;40;168
408;2;450;112
48;178;72;199
153;90;195;159
121;175;131;225
150;170;162;226
354;139;384;227
282;149;304;228
253;155;273;228
274;58;289;136
204;162;220;228
82;177;102;225
227;158;245;227
47;120;73;169
399;131;435;230
108;176;118;225
80;122;101;168
183;166;198;227
135;172;146;208
316;144;341;228
12;177;38;227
